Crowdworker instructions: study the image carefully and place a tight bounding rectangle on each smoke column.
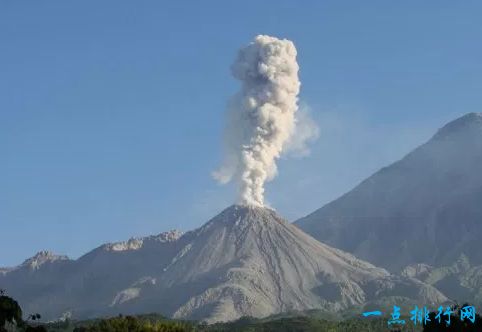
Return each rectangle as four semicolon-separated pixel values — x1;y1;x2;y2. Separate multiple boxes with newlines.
213;35;302;207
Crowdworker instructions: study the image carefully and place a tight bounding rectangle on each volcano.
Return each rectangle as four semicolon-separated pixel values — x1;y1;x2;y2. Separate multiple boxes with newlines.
0;205;446;323
296;113;482;272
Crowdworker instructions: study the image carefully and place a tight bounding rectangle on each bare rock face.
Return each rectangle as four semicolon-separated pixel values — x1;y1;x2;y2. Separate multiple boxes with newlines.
20;251;70;270
102;230;183;252
0;206;446;323
296;113;482;272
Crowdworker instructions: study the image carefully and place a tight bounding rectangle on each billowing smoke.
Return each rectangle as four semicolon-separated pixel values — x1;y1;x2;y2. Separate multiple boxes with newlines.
214;35;316;207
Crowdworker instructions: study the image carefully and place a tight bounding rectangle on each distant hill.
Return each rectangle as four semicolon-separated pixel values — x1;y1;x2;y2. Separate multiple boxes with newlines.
0;206;446;323
296;113;482;272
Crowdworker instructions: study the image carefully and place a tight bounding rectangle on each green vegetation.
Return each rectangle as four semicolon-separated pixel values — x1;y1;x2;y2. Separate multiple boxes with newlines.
0;290;23;331
0;289;46;332
422;304;482;332
198;315;417;332
69;314;193;332
30;314;421;332
3;289;481;331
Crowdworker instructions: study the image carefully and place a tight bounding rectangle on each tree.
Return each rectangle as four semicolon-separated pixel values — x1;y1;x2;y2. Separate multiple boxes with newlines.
423;303;482;332
0;290;47;332
0;292;23;332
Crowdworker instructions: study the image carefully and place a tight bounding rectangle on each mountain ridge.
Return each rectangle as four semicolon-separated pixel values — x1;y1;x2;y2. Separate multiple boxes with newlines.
0;205;447;323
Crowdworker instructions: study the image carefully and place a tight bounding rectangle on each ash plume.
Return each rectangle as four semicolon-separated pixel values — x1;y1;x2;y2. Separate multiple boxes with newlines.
214;35;316;207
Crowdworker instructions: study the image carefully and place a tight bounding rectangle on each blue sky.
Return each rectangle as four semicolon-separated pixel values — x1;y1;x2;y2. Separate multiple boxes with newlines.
1;1;481;266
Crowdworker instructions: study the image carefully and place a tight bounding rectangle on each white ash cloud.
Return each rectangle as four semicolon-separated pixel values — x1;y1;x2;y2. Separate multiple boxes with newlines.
284;104;320;157
213;35;318;207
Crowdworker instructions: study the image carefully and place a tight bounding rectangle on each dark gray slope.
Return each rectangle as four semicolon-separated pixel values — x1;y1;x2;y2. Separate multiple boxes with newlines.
296;113;482;272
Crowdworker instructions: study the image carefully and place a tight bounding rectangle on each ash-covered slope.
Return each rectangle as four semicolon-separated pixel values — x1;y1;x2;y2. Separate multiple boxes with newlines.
0;206;446;323
114;205;446;322
0;230;185;320
296;113;482;272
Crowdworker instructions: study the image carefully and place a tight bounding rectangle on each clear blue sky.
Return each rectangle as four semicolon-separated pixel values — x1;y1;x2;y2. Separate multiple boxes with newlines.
1;1;481;266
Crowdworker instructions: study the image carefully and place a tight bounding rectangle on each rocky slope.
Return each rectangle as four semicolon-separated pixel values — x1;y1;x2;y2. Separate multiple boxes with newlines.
0;206;446;323
401;254;482;307
296;113;482;272
0;230;185;320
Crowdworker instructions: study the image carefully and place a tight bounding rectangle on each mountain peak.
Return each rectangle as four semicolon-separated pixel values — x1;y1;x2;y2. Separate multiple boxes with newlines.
296;112;482;271
21;250;69;270
217;204;279;221
433;112;482;140
199;204;281;231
